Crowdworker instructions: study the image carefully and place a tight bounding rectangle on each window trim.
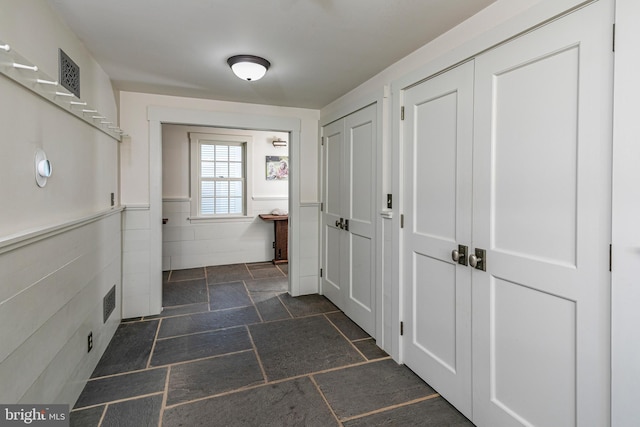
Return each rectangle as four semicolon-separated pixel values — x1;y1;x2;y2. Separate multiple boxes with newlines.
189;132;253;221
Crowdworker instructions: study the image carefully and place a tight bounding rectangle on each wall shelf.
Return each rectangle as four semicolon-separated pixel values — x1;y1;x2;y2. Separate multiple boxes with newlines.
0;39;123;142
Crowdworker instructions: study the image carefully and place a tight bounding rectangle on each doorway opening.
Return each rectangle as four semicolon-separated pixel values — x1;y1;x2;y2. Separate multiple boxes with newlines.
147;106;304;315
160;124;290;274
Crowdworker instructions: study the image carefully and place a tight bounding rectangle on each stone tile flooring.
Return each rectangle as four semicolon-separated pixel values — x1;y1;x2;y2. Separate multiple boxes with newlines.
71;262;474;426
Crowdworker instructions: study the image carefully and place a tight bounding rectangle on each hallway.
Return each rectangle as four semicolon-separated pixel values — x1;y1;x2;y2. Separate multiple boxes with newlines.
71;263;473;426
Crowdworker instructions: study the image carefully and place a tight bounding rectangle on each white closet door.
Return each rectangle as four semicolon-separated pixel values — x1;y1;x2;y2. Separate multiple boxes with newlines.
402;61;474;418
321;104;377;336
471;1;613;426
343;105;377;335
322;119;346;309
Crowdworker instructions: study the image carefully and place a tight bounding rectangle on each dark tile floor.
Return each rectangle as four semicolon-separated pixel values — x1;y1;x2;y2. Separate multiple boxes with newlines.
72;262;474;426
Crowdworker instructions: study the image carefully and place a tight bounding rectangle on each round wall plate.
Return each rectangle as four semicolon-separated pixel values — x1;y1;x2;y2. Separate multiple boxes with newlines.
35;149;50;187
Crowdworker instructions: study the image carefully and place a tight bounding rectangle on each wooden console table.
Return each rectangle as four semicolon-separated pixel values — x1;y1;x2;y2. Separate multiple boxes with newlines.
258;214;288;264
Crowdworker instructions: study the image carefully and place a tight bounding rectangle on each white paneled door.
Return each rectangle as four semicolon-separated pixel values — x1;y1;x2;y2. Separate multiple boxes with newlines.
322;118;344;310
322;104;377;336
402;60;474;419
472;1;612;426
402;1;613;426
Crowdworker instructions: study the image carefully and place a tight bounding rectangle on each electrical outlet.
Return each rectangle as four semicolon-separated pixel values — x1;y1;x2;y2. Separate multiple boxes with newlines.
87;332;93;353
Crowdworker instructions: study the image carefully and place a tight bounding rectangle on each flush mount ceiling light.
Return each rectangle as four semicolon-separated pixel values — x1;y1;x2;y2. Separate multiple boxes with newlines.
227;55;270;81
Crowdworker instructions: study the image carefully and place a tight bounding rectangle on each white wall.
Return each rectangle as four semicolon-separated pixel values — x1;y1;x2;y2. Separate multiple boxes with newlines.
0;0;118;131
0;0;121;406
162;125;289;269
119;91;320;317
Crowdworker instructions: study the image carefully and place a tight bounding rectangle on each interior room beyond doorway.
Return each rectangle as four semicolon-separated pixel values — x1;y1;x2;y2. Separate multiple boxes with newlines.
161;124;290;272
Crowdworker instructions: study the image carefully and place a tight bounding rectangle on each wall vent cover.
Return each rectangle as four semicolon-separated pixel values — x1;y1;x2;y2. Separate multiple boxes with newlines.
59;49;80;98
103;285;116;323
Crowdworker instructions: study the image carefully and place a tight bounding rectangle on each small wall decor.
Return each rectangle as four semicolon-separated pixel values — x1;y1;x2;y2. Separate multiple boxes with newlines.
59;49;80;98
266;156;288;181
35;149;52;187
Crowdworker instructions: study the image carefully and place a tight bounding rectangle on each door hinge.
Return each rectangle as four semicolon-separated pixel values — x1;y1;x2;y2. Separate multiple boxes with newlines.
400;214;404;229
400;321;404;336
322;137;325;146
609;244;612;272
320;268;323;278
612;23;616;52
320;202;323;212
401;106;405;121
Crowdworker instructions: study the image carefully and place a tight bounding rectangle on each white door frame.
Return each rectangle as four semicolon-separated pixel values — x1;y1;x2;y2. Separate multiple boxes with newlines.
612;0;640;424
147;106;302;314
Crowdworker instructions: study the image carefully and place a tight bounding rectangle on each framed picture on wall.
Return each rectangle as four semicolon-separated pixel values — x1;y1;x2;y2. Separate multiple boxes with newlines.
266;156;288;181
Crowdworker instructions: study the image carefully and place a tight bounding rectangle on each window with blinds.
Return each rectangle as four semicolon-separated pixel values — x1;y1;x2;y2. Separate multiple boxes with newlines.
199;142;245;215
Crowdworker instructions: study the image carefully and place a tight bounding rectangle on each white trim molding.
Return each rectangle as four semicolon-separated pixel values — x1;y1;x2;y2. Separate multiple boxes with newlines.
0;207;124;255
124;204;150;211
253;196;288;202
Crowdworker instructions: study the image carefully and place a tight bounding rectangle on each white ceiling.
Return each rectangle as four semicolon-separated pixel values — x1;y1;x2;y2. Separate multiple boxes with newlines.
47;0;496;110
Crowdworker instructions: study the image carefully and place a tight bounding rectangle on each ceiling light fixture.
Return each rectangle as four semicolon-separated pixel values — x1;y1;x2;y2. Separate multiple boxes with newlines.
227;55;270;81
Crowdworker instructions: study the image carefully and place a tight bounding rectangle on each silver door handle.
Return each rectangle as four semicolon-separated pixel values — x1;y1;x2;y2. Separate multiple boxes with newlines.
469;248;486;271
469;254;481;267
451;245;468;266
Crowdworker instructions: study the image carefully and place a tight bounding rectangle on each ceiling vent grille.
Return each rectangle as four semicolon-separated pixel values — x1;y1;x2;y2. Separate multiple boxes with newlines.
59;49;80;98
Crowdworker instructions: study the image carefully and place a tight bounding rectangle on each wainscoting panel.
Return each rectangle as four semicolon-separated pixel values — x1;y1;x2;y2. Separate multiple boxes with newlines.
161;199;288;270
122;207;152;318
0;210;122;405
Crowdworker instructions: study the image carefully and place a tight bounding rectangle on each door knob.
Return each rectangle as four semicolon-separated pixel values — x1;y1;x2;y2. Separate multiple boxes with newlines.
469;248;486;271
451;244;468;266
335;218;344;229
469;254;481;267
